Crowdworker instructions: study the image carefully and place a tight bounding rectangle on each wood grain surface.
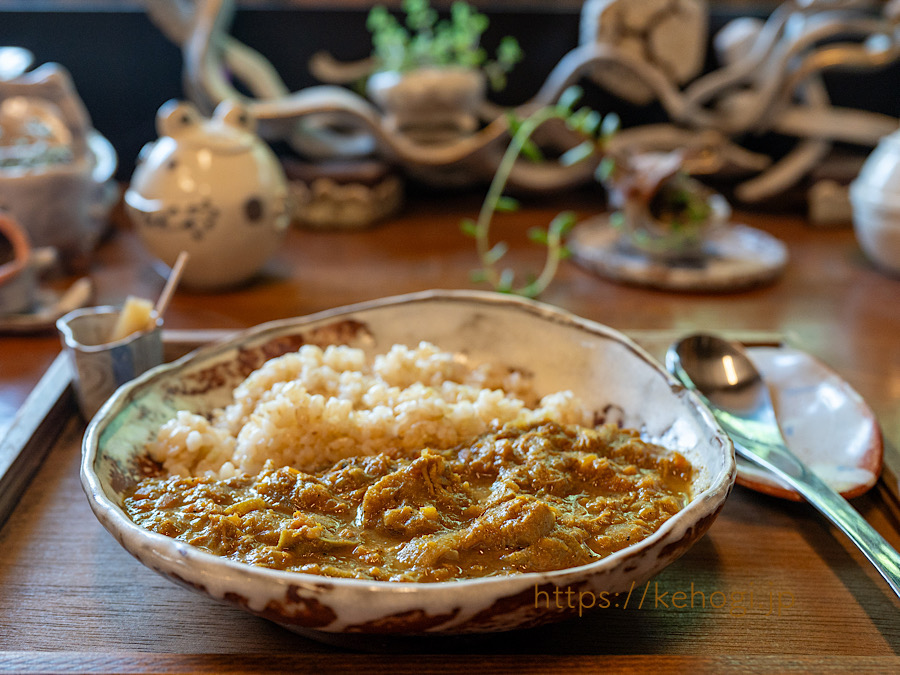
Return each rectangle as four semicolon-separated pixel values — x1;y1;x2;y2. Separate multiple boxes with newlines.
1;190;899;671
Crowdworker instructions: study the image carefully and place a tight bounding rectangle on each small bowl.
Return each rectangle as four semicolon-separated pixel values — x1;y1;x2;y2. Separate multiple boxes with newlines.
0;211;35;315
849;129;900;276
849;181;900;276
81;290;734;639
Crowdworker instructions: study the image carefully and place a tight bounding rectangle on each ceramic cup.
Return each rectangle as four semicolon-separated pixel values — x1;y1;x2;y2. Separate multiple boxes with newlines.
56;306;164;419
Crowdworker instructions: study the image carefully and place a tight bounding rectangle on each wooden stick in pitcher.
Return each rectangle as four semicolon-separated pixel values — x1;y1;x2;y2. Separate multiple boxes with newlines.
109;251;189;342
154;251;189;318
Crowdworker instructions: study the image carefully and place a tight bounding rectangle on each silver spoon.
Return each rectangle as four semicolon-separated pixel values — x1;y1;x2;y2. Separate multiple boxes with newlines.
667;333;900;599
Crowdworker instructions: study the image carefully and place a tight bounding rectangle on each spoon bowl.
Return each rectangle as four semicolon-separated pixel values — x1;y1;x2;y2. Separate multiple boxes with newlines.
668;334;783;446
667;333;900;599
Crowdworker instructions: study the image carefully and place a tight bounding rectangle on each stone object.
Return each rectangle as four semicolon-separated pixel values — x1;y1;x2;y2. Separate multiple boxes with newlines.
580;0;708;105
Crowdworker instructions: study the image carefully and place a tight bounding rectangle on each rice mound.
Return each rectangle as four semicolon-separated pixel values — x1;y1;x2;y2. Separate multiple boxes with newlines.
149;341;591;478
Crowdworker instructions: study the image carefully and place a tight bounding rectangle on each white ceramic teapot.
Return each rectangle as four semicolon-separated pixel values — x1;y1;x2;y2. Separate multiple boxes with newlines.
125;99;291;290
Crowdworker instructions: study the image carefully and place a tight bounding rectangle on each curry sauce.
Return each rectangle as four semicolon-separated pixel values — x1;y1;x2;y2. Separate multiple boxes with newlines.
124;422;693;582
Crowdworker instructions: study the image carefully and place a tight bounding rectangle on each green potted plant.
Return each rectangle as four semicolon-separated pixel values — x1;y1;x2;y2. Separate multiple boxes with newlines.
365;0;522;143
464;88;729;297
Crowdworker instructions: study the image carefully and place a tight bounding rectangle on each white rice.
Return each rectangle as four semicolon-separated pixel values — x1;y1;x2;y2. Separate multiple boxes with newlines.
149;341;591;478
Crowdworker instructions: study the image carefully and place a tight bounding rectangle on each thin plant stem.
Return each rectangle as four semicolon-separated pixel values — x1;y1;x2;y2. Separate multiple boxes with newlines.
520;223;566;298
473;107;559;294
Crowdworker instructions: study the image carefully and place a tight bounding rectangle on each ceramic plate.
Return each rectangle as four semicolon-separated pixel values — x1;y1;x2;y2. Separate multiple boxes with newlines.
737;346;883;501
0;276;93;334
568;216;788;292
82;290;735;639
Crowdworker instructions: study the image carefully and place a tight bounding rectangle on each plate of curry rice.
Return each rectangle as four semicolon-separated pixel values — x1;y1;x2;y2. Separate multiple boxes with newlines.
82;290;734;638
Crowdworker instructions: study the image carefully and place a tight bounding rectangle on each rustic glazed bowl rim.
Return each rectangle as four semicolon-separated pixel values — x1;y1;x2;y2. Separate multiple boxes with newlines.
57;305;163;352
81;290;734;595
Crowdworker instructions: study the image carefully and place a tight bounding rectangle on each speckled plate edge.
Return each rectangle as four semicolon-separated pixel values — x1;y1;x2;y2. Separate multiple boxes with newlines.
569;216;788;293
735;346;883;501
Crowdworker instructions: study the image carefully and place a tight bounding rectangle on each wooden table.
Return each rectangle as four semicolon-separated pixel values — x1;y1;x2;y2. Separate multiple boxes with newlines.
1;191;899;672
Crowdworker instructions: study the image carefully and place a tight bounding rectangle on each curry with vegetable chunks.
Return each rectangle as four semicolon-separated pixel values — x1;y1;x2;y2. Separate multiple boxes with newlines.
125;422;693;582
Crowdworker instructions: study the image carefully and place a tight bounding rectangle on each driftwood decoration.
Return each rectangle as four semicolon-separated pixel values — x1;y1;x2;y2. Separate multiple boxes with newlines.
146;0;900;201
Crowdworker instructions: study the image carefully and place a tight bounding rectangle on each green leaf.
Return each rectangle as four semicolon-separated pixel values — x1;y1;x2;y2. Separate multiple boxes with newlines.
559;141;596;167
595;156;617;183
405;0;436;32
505;110;523;136
549;211;577;236
558;245;573;260
527;227;549;245
557;86;583;115
486;68;507;93
518;272;541;298
485;241;509;264
519;138;544;163
609;211;626;229
497;268;515;292
518;279;541;299
497;36;524;67
460;217;478;237
579;110;603;137
495;196;520;213
565;107;590;131
469;269;488;283
600;112;621;139
367;6;390;31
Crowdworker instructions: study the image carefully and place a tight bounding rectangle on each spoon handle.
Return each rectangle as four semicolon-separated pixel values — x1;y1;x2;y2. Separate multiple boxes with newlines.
733;436;900;599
